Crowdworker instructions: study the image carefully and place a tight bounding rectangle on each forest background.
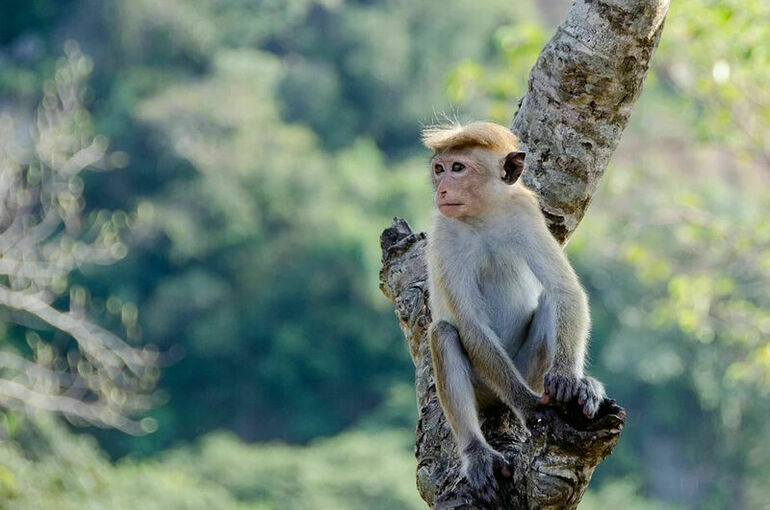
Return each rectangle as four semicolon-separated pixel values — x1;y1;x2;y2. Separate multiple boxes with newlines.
0;0;768;508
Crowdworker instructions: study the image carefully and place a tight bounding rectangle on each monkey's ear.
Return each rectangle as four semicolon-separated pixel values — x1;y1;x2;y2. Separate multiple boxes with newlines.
502;151;525;184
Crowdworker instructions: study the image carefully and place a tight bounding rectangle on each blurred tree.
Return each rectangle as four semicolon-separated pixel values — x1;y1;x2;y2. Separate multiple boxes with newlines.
0;415;423;510
654;0;770;164
30;0;522;455
102;48;431;450
0;43;158;434
571;147;770;508
0;0;75;44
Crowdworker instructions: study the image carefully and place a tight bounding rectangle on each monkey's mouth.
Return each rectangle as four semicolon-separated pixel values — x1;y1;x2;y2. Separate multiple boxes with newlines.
439;202;464;207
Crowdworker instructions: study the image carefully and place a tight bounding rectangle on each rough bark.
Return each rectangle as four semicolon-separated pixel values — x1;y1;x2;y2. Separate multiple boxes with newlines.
515;0;670;243
379;1;669;508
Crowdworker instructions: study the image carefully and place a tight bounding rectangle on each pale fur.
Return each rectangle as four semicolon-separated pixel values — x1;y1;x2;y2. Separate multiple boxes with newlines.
424;122;603;494
423;121;521;154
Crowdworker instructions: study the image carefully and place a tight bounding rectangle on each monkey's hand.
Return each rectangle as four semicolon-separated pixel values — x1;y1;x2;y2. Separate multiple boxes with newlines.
542;372;606;419
461;440;513;503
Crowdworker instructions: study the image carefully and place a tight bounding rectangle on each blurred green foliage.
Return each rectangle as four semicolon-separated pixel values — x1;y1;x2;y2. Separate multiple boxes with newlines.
0;415;423;509
658;0;770;160
0;0;768;508
0;415;681;509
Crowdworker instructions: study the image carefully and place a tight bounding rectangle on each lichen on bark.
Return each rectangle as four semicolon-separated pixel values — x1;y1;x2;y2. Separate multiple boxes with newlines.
514;0;669;243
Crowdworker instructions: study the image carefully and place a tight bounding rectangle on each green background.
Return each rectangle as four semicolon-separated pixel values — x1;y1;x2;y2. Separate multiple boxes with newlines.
0;0;768;508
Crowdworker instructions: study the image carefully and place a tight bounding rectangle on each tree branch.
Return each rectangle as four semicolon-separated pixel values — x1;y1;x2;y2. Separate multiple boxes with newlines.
0;286;151;377
515;0;669;243
379;0;669;507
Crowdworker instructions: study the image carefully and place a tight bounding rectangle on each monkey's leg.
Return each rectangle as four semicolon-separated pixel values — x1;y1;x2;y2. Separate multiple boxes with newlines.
429;321;512;502
456;317;542;426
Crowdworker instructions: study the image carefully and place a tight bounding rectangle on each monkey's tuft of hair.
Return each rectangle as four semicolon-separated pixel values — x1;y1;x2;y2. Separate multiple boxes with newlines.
421;121;520;154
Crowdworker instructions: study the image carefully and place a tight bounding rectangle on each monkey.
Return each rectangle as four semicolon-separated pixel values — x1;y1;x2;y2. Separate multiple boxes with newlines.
423;121;605;500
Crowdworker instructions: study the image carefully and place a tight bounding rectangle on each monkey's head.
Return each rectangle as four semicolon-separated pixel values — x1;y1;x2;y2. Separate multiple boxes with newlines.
422;122;525;220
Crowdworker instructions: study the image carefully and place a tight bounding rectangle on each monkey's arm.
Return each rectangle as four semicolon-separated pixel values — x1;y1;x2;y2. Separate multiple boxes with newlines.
437;266;541;420
520;225;588;373
516;217;605;416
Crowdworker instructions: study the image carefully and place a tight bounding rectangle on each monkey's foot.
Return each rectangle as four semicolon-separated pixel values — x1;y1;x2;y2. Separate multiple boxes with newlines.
542;373;605;419
461;441;512;503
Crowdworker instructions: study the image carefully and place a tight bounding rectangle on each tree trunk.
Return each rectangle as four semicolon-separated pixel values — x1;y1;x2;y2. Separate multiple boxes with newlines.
379;1;669;508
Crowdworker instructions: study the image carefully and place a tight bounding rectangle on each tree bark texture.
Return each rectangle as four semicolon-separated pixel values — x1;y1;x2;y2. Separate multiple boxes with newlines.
379;1;669;508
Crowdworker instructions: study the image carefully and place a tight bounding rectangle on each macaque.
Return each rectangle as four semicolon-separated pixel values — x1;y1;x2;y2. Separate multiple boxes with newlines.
424;121;605;499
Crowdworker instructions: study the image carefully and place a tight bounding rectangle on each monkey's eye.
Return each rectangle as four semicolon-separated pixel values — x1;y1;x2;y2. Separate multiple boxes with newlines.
452;162;465;172
434;164;444;174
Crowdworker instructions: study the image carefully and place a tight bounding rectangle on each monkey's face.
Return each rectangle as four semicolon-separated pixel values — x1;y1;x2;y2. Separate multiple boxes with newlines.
431;149;497;219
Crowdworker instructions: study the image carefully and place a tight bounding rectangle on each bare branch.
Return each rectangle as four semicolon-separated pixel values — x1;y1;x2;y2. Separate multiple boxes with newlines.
0;43;158;434
0;286;151;376
0;379;146;435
